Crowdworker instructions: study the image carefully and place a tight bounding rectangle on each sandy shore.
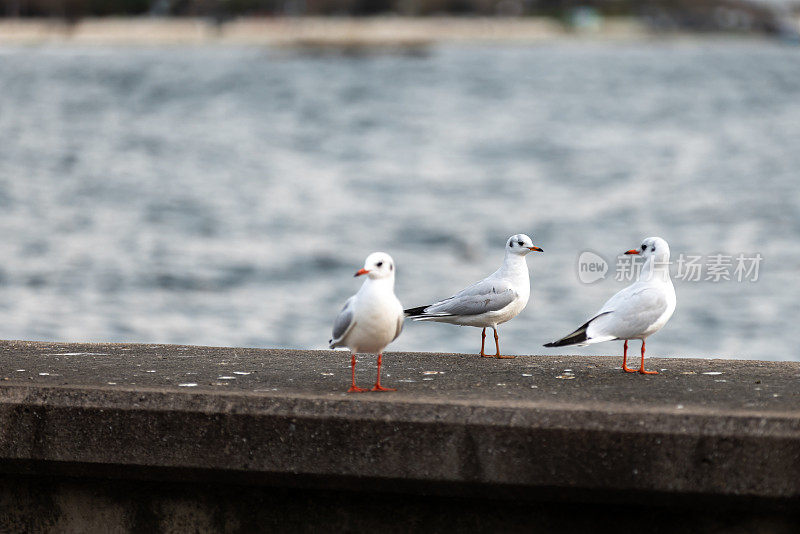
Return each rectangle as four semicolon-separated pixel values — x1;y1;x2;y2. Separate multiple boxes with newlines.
0;17;652;47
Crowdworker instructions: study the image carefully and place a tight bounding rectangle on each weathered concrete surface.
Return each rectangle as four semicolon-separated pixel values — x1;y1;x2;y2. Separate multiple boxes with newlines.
2;340;798;410
0;340;799;532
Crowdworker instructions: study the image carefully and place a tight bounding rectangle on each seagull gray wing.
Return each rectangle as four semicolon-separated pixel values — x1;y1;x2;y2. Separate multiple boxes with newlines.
423;279;517;317
329;296;356;348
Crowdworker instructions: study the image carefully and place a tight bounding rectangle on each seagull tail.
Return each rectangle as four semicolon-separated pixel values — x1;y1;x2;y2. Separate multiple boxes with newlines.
544;312;612;348
543;327;588;347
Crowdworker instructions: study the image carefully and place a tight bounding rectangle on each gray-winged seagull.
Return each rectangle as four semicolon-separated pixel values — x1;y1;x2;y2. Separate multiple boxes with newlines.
329;252;404;392
544;236;676;374
405;234;543;359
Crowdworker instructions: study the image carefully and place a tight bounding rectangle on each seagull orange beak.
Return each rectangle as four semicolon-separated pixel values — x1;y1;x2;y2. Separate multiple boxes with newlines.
528;246;543;252
624;249;640;255
354;268;370;277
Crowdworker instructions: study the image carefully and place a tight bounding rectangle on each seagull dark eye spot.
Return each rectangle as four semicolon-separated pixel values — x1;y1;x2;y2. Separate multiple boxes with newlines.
641;245;646;251
517;241;524;246
376;261;383;267
389;264;393;271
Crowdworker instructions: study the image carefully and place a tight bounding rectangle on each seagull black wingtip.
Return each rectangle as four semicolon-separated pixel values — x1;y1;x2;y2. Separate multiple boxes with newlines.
404;305;431;317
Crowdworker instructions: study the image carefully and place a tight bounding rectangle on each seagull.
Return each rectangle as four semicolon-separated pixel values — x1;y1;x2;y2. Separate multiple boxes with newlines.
329;252;404;392
405;234;543;358
544;236;676;374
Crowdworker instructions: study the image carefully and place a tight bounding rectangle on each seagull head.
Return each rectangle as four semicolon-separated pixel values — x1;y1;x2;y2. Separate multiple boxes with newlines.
506;234;543;256
354;252;396;280
625;236;670;263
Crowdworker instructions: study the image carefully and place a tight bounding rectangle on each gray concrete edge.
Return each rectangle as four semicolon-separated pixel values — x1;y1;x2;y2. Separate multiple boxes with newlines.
1;383;798;504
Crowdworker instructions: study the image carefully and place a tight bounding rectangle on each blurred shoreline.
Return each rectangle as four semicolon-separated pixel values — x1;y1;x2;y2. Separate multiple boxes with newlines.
0;16;762;47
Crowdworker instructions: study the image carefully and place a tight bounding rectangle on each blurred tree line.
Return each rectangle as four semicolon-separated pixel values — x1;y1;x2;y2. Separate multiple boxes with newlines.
0;0;792;37
0;0;638;17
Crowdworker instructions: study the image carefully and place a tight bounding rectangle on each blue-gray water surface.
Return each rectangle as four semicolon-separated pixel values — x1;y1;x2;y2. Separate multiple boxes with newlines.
0;41;798;361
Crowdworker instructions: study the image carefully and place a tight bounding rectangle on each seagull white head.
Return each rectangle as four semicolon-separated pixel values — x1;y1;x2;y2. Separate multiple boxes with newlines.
505;234;543;256
354;252;396;280
625;236;670;264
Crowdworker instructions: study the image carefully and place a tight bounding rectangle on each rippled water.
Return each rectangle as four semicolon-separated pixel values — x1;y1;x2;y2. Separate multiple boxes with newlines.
0;41;798;361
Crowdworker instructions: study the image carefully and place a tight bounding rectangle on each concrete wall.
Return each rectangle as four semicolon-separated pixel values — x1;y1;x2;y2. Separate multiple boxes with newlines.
0;341;798;532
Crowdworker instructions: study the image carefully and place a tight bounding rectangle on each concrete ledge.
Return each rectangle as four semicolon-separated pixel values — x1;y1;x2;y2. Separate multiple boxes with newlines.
0;341;799;530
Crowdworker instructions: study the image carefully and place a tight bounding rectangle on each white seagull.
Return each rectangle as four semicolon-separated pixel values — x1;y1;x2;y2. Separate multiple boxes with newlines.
329;252;404;392
544;236;676;374
405;234;543;359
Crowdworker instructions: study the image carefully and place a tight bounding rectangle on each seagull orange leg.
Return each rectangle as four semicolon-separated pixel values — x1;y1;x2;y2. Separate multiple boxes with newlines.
371;353;396;391
622;340;637;373
639;340;658;375
493;327;515;359
347;353;368;393
480;328;490;357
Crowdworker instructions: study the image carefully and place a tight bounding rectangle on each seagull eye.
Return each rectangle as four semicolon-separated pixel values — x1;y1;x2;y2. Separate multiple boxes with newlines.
641;245;646;251
376;261;383;267
517;241;524;246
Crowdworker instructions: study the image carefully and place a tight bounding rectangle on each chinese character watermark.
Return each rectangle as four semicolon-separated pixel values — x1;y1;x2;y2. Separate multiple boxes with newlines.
614;254;639;282
733;253;762;282
705;254;732;282
577;252;762;284
676;254;702;282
